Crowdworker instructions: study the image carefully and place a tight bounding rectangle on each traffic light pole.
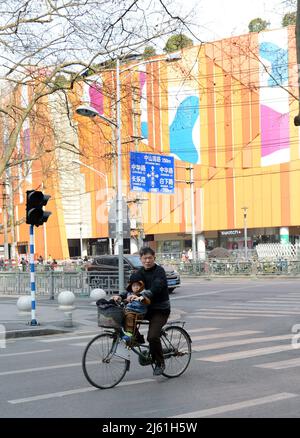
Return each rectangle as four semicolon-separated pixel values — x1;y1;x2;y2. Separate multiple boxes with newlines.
29;224;38;326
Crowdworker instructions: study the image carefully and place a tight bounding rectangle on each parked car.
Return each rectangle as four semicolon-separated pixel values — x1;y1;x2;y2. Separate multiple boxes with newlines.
86;254;180;293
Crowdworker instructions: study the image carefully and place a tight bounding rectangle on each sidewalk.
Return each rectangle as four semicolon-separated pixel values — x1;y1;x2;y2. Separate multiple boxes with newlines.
0;295;100;338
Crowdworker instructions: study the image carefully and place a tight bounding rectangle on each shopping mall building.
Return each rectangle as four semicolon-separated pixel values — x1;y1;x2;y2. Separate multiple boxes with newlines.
1;26;300;261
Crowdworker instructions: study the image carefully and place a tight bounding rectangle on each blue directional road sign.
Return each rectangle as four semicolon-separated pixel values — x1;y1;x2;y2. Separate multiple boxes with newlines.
130;152;174;194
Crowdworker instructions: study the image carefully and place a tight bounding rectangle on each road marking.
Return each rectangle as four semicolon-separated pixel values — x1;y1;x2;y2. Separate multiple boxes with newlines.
200;307;300;315
170;284;263;300
210;306;300;315
198;344;295;362
170;393;298;418
256;358;300;370
8;379;155;404
193;311;281;318
249;301;300;305
191;330;260;342
188;316;245;320
193;334;293;352
0;361;90;376
253;297;300;301
183;328;219;333
39;334;98;343
235;303;300;308
0;349;51;358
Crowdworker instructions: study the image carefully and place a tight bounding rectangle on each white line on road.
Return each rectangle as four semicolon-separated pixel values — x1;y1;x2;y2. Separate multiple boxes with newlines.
170;393;298;418
170;284;264;300
255;358;300;370
0;361;89;376
191;330;260;342
192;311;281;318
198;344;295;362
182;328;219;333
0;349;51;358
39;334;98;343
8;379;155;404
188;316;245;320
208;307;300;315
193;334;293;352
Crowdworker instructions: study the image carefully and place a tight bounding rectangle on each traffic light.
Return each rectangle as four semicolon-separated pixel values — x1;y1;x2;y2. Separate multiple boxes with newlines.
26;190;52;226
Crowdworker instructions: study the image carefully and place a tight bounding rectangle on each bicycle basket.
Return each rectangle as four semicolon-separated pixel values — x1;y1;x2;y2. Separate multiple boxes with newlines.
97;304;124;328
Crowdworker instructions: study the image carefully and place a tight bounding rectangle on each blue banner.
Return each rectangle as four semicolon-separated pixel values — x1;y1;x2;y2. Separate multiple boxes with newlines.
130;152;174;194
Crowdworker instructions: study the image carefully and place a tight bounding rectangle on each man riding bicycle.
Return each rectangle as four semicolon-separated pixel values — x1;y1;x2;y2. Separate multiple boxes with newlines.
113;247;170;376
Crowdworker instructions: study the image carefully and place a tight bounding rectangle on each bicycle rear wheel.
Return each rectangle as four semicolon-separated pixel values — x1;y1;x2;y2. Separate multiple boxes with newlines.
161;326;191;378
82;333;128;389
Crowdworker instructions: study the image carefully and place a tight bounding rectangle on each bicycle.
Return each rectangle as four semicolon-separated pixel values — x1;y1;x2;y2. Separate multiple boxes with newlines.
82;303;192;389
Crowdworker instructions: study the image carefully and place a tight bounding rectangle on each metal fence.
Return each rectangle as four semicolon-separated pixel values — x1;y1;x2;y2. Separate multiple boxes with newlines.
161;259;300;277
0;270;123;297
1;260;300;297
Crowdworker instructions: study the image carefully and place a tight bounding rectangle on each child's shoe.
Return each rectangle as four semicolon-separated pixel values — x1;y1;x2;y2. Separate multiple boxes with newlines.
122;330;133;343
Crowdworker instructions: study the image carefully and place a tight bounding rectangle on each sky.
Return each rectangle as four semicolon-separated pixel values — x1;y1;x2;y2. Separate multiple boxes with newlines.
184;0;293;42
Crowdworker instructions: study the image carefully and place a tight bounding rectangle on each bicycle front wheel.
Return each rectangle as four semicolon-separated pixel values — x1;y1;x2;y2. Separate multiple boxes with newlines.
82;333;128;389
161;326;192;378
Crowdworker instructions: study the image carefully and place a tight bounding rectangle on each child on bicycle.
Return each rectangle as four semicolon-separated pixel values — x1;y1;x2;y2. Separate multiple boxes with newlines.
119;274;151;344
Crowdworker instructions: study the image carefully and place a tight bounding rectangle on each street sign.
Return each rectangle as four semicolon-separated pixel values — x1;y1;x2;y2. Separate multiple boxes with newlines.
130;152;174;194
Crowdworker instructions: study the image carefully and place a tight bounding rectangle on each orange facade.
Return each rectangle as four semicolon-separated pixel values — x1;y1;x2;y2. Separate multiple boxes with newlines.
0;27;299;258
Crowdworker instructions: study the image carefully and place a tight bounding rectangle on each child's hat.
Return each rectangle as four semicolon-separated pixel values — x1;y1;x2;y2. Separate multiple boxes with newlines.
126;273;145;292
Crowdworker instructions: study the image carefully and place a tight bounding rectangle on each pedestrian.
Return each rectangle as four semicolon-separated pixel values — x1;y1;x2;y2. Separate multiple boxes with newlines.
20;257;27;272
38;255;44;264
188;248;193;262
113;247;170;376
181;251;188;263
50;259;57;270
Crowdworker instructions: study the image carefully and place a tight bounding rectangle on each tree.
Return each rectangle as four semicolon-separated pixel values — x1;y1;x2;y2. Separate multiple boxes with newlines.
282;11;297;26
0;0;194;256
248;18;269;33
163;34;193;53
0;0;194;177
143;46;157;59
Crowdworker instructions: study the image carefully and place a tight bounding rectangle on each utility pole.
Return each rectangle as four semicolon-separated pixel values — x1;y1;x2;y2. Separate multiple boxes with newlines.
188;165;197;261
176;166;197;260
294;0;300;125
242;207;248;259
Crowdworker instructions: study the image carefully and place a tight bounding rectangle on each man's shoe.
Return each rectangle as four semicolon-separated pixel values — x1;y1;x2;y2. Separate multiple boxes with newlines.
153;364;165;376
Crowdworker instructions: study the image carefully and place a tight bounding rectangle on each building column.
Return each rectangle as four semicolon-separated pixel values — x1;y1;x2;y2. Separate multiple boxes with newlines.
280;227;289;244
197;234;206;260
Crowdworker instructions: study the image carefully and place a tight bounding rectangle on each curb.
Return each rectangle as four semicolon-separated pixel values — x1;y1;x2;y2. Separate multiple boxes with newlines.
5;326;71;339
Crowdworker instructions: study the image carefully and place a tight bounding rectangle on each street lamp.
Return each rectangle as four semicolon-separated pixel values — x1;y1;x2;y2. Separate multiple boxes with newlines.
242;207;248;259
72;159;112;255
76;53;182;292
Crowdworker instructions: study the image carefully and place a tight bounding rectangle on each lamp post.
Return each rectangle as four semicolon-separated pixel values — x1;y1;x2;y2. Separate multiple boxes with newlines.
76;53;182;292
72;159;112;255
242;207;248;259
76;60;124;291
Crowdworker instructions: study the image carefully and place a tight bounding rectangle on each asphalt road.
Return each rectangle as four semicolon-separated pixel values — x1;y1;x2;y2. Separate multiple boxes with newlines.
1;277;300;419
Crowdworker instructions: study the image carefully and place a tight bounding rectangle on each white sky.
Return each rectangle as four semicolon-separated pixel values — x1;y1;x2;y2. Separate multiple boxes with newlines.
184;0;293;42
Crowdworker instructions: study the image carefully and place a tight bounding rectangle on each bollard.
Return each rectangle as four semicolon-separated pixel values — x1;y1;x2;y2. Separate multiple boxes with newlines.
90;288;106;305
57;290;75;328
16;296;32;322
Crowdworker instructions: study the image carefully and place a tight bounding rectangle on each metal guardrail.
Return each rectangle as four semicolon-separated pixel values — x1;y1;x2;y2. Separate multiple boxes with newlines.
1;260;300;297
0;270;126;297
161;259;300;277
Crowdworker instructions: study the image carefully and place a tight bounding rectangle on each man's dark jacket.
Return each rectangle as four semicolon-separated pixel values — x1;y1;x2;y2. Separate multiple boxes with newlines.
122;264;170;311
